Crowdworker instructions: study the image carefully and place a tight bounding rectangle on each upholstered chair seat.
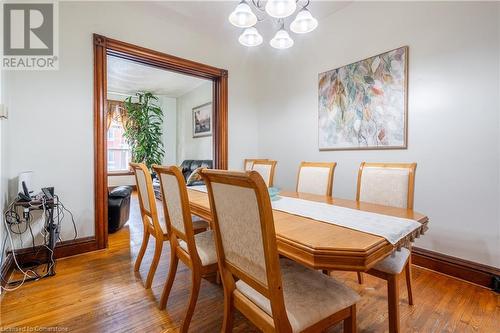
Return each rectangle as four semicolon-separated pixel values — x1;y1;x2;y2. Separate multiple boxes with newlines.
373;248;410;275
354;162;417;332
202;169;359;332
152;165;219;333
130;163;171;289
179;230;218;266
236;258;360;333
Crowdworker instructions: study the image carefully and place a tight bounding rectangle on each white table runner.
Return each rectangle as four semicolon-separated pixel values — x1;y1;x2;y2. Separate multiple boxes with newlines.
272;196;421;245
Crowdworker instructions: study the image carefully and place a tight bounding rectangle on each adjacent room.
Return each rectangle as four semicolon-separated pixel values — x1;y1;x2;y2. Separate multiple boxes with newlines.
1;1;499;333
106;55;213;189
106;55;214;238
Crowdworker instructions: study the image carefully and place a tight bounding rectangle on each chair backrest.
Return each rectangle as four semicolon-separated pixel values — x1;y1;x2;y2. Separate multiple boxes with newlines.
130;162;162;235
251;160;277;187
296;161;337;196
356;162;417;209
152;165;200;259
201;169;290;328
244;158;268;171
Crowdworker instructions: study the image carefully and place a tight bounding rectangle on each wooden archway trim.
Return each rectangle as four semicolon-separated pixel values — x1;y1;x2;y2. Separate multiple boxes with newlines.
93;34;228;249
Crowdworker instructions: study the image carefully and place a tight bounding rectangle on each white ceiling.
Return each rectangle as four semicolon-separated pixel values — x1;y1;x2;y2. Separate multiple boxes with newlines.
107;55;209;97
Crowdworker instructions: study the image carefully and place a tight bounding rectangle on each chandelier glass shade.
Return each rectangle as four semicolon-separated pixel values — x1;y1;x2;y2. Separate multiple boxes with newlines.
270;28;294;49
290;8;318;34
229;2;258;28
265;0;297;18
239;27;264;47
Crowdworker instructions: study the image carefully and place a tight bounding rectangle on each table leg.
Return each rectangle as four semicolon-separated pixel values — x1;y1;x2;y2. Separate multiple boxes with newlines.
387;274;400;333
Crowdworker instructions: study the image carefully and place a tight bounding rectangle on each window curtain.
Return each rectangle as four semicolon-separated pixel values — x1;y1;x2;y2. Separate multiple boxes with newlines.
106;100;127;130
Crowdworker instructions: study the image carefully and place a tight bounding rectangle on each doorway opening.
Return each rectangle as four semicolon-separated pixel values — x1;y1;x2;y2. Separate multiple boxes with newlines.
93;34;228;249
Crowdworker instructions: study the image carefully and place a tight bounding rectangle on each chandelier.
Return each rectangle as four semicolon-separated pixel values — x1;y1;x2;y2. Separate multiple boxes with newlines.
229;0;318;49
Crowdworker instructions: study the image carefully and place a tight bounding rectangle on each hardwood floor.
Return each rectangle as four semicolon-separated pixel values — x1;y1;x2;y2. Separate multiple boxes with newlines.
1;195;498;332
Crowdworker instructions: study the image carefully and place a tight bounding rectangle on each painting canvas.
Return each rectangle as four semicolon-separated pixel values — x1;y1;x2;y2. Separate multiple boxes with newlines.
318;46;408;150
192;102;212;138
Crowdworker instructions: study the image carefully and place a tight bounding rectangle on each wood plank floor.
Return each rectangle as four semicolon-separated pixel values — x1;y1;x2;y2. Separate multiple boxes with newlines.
1;196;499;332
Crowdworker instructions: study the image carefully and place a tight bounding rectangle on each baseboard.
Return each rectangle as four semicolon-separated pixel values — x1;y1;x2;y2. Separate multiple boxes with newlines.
1;237;98;288
1;253;14;289
412;247;500;290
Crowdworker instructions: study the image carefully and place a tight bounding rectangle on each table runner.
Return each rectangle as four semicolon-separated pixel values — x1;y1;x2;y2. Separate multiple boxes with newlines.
272;196;424;247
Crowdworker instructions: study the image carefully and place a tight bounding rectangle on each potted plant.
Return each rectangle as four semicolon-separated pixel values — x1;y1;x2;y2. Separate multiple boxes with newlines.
123;92;165;172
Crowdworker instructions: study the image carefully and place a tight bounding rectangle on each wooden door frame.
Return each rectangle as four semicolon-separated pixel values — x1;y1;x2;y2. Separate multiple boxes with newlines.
93;34;228;249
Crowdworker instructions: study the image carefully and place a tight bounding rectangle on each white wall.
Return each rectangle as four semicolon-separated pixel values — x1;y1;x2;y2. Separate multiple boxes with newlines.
176;82;213;162
0;69;5;267
255;2;500;268
160;96;177;165
3;2;260;244
498;3;500;254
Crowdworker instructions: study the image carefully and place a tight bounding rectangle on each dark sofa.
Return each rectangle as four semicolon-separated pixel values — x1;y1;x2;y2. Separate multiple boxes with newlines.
179;159;213;182
153;160;213;200
108;186;132;233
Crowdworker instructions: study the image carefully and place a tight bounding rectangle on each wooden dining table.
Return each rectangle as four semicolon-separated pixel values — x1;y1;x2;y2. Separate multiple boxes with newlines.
187;188;429;333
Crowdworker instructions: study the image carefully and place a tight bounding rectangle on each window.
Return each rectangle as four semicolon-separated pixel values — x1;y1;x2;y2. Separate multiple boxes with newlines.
107;128;114;141
107;118;131;172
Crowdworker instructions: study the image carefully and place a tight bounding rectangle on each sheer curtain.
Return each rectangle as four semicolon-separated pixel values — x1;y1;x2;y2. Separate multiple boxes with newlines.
106;100;127;129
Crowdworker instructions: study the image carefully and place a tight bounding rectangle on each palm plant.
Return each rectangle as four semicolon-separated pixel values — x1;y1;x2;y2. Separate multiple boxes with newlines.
123;92;165;170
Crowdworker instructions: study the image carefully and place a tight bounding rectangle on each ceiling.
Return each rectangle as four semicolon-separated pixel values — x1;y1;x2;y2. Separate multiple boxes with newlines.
107;55;209;98
107;2;350;96
153;1;351;41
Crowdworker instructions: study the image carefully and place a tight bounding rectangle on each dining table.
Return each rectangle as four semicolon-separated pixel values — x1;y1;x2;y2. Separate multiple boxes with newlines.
187;188;429;333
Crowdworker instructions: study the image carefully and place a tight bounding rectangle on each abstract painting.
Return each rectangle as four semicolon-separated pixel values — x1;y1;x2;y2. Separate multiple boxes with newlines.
318;46;408;150
192;102;212;138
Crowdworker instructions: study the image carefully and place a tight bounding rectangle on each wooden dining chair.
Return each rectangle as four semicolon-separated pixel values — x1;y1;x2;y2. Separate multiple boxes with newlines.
296;161;337;196
152;165;218;333
130;162;168;289
131;163;208;289
244;158;269;171
251;160;277;187
201;169;360;333
356;162;417;330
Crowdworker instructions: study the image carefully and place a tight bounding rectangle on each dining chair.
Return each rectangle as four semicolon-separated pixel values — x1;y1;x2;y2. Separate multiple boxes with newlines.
244;158;269;171
130;162;168;289
296;161;337;196
251;160;277;187
201;169;360;333
355;162;417;305
152;165;218;333
131;163;208;289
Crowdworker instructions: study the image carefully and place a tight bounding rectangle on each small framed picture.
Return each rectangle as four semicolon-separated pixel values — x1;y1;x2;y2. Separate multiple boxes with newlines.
192;102;212;138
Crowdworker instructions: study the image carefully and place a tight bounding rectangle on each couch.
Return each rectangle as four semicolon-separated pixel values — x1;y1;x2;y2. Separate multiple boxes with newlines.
153;160;213;200
179;159;213;183
108;185;132;233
